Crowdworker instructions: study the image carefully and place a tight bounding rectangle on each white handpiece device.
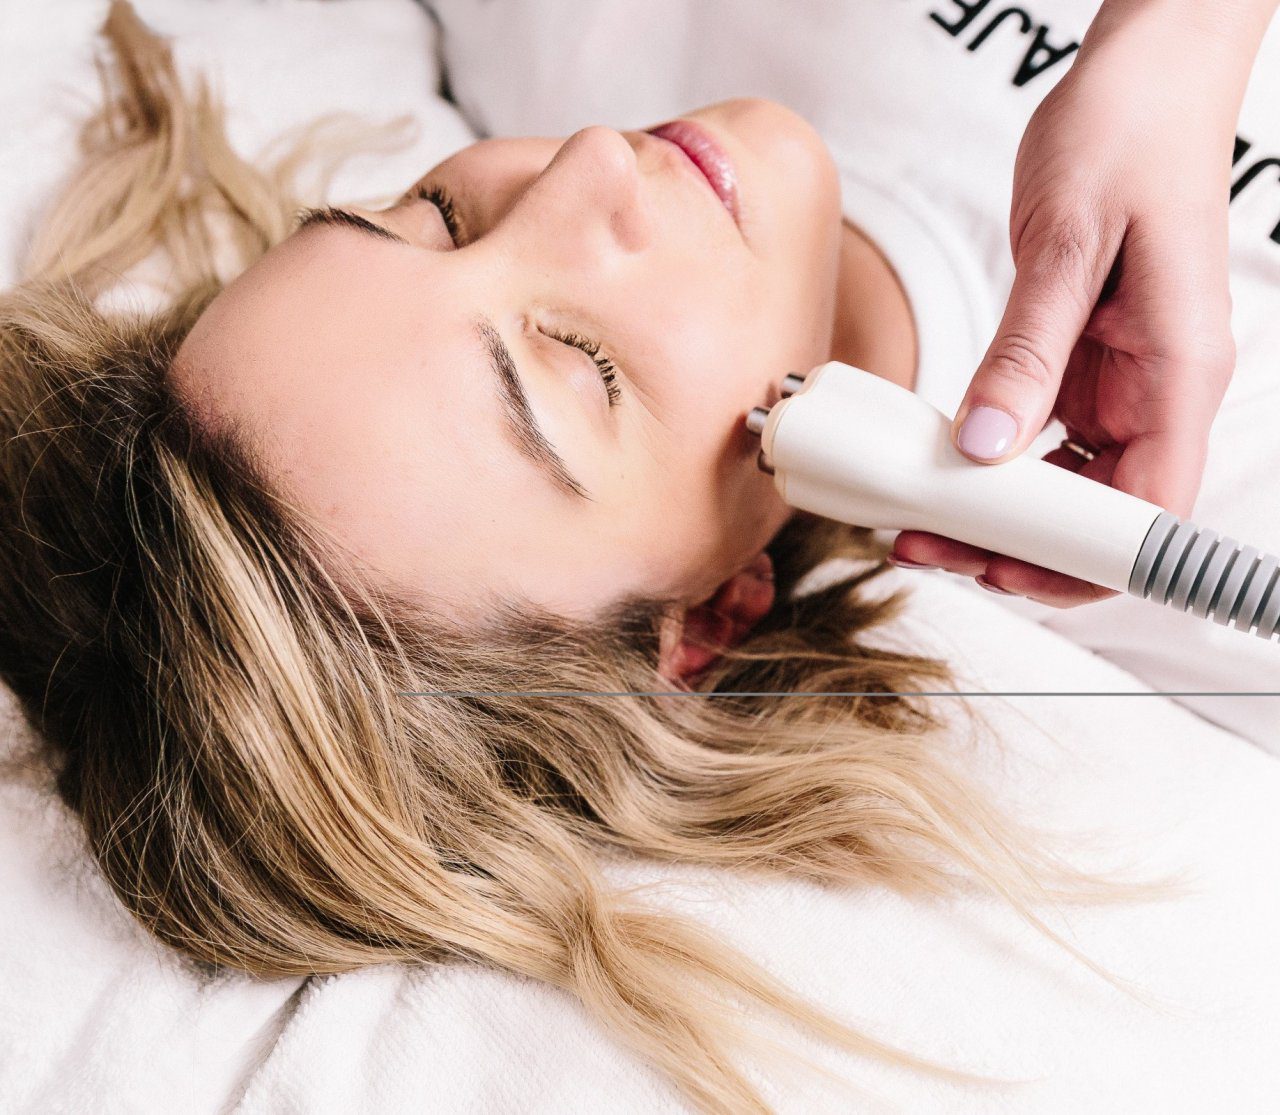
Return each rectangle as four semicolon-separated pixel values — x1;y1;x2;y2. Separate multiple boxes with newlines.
746;361;1280;642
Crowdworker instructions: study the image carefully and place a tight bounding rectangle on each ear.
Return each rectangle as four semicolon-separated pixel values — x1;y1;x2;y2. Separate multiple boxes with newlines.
657;551;776;686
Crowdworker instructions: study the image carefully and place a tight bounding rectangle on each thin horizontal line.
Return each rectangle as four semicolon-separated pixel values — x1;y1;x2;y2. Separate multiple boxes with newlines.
398;690;1280;698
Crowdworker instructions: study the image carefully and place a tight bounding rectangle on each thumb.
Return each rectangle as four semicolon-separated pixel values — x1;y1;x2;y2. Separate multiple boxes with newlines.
953;233;1112;463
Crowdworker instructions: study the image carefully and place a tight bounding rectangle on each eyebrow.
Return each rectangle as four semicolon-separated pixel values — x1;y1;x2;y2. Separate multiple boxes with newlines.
294;207;590;501
476;320;591;501
295;205;411;244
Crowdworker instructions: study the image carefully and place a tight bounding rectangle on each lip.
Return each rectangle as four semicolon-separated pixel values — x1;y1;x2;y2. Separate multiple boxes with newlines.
644;119;741;224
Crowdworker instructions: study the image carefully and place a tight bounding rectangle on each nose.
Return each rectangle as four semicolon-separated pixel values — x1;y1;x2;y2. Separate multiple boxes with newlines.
520;125;653;255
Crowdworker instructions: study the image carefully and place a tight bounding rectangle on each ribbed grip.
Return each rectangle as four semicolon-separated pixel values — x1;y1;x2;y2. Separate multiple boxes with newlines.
1128;512;1280;641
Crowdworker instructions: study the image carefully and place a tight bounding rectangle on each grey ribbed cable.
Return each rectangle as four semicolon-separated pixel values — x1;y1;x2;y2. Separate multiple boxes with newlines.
1129;511;1280;640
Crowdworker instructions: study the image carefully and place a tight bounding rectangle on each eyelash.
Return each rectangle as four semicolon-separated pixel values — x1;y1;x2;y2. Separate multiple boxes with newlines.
414;183;464;244
413;183;622;407
542;328;622;406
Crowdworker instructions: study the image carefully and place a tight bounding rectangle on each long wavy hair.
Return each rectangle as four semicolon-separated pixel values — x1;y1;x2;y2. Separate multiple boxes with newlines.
0;4;1120;1111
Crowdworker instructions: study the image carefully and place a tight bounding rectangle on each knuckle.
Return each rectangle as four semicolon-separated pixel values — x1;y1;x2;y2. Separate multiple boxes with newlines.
985;333;1055;391
1044;221;1094;280
1017;213;1102;285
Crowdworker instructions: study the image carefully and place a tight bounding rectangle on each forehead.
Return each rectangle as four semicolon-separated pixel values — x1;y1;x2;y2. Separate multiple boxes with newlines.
171;227;560;607
178;227;442;408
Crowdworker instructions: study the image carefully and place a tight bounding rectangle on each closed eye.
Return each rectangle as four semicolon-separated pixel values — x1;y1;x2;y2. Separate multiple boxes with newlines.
412;184;465;246
543;327;622;407
401;185;622;407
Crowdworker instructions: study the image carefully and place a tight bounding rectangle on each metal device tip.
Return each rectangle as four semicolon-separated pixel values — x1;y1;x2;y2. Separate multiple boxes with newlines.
746;406;770;436
780;373;806;398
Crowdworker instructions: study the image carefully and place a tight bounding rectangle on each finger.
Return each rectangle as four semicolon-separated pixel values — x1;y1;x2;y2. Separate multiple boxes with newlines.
890;531;995;576
1085;218;1233;516
1111;429;1209;519
953;216;1122;464
982;554;1121;607
892;535;1115;606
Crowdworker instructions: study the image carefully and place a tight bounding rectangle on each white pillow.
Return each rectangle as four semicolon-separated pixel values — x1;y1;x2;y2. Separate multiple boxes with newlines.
0;0;477;292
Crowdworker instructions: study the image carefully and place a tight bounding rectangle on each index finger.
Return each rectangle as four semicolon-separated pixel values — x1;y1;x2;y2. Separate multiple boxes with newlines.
1108;428;1209;521
982;555;1121;607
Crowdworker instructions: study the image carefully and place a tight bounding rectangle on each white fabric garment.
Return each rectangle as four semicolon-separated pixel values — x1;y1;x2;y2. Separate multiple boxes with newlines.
428;0;1280;747
2;2;1280;1113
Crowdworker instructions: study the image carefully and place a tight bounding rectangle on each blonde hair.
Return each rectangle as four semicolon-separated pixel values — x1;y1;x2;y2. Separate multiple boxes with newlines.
0;4;1121;1111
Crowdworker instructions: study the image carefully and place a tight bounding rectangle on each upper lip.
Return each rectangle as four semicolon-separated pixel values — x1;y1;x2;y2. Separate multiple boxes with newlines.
644;119;741;226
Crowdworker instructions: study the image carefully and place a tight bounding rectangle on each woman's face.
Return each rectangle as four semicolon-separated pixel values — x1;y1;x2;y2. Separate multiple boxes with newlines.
175;98;844;622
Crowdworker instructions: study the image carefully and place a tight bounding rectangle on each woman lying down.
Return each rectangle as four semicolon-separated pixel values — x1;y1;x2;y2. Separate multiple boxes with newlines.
0;4;1209;1113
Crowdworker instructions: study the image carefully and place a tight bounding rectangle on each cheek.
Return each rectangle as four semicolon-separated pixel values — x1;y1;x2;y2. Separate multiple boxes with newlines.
773;218;843;360
700;248;839;389
760;177;844;361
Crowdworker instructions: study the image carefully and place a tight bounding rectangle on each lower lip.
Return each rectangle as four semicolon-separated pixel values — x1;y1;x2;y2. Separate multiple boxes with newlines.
645;120;741;223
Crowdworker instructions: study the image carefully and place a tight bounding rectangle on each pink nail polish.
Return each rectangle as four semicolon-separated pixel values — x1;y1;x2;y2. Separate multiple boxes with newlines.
958;406;1018;461
887;555;938;570
976;574;1017;596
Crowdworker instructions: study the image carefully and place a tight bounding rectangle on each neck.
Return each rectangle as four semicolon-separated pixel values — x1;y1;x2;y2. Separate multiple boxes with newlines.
826;218;918;393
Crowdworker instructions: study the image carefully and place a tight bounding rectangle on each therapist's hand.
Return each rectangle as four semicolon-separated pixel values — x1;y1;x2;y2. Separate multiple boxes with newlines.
891;0;1274;607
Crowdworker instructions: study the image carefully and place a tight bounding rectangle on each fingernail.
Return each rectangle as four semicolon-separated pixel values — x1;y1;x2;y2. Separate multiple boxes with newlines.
957;406;1018;461
887;555;938;570
976;574;1017;596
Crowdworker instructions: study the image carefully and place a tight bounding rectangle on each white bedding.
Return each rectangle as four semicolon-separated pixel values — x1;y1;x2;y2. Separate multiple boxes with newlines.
5;570;1280;1113
2;2;1278;1112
